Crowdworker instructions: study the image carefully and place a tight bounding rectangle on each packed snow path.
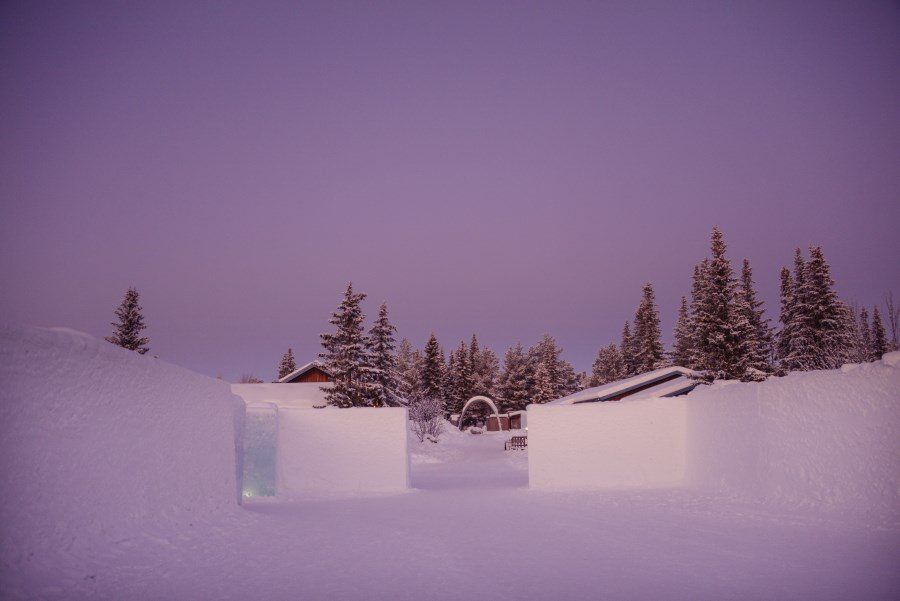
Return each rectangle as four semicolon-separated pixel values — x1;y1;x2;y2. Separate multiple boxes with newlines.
8;430;897;600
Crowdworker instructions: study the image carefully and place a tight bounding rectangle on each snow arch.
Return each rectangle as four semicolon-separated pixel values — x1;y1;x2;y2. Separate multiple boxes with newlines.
458;396;500;430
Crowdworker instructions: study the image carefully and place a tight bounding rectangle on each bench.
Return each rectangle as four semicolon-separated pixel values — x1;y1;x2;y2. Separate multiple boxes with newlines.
505;435;528;451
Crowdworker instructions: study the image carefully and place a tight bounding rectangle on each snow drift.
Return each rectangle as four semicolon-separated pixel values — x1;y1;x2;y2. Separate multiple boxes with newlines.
0;325;245;575
529;353;900;525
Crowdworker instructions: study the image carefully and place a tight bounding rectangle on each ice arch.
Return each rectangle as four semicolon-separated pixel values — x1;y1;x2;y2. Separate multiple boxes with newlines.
458;396;500;430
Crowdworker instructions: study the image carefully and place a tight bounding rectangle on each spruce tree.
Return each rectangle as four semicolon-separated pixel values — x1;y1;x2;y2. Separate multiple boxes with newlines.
469;334;499;398
858;306;872;361
531;360;555;404
738;259;774;373
395;339;423;404
366;302;398;407
529;334;564;399
800;246;850;370
446;341;473;416
775;266;795;365
670;296;693;368
620;321;638;376
781;249;814;371
633;282;665;373
277;348;297;380
689;259;711;369
105;287;150;354
498;343;531;412
590;343;625;386
319;282;373;408
692;228;748;379
871;306;888;359
420;333;445;411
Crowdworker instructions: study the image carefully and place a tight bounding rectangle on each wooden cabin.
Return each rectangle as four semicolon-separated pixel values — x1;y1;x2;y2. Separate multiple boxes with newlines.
278;361;332;384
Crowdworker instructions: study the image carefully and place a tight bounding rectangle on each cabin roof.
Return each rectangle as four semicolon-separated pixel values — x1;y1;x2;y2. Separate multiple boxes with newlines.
277;361;331;383
549;366;701;405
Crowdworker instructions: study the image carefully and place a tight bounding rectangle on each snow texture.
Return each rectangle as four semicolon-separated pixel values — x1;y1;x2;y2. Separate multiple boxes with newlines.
687;354;900;525
232;382;331;409
277;407;409;495
528;397;688;488
0;325;245;588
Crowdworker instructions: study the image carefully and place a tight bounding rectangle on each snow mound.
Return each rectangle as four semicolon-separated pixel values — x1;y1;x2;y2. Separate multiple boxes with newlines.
0;325;245;580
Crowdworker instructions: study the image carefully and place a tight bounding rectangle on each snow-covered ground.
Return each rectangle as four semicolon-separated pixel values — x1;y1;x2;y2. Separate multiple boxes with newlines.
1;327;898;599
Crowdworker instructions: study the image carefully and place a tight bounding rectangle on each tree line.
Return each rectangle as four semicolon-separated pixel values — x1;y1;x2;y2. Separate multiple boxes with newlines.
588;228;897;385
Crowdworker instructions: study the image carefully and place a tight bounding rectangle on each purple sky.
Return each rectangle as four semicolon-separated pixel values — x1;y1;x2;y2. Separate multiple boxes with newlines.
2;1;898;380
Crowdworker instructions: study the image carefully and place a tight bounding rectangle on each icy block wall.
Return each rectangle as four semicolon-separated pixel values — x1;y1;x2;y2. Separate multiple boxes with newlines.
277;407;410;495
243;403;278;498
0;325;245;557
687;356;900;523
527;398;688;489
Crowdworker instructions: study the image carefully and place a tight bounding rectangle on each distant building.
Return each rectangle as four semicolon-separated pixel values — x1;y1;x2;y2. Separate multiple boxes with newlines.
549;366;701;405
278;361;332;384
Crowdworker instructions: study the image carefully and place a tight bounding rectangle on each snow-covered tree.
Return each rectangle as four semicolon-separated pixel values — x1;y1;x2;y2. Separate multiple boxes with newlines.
469;335;499;398
691;228;748;379
738;259;774;373
620;321;638;376
858;306;872;362
319;282;373;408
775;266;795;365
871;306;888;360
797;246;851;370
590;343;625;386
446;341;473;416
366;302;399;407
670;296;693;368
395;338;422;404
528;333;569;401
277;348;297;380
497;342;530;413
689;259;710;369
633;282;665;373
420;332;445;412
105;287;150;355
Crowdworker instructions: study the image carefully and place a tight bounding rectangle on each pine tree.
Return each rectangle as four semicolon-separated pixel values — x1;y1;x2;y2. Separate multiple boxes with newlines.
395;338;422;404
420;333;445;411
446;341;473;416
277;348;297;380
689;259;711;369
590;343;625;386
775;266;795;364
738;259;774;373
469;334;499;398
498;343;531;412
620;321;638;376
871;306;888;359
781;249;814;371
858;306;872;361
670;296;693;368
105;287;150;354
319;282;373;408
531;360;555;404
692;228;748;379
528;334;565;400
799;246;850;370
366;302;398;407
633;283;665;373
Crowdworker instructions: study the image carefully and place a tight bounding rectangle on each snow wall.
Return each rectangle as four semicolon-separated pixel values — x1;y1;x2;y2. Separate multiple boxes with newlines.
687;356;900;524
277;407;409;495
528;354;900;523
0;325;245;561
528;398;688;489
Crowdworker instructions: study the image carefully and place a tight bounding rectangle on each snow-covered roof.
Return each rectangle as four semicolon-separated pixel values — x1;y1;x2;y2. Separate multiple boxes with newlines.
549;366;702;405
277;361;331;383
232;382;331;409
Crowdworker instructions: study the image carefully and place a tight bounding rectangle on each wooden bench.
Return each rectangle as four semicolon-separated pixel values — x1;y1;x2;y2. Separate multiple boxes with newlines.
505;435;528;451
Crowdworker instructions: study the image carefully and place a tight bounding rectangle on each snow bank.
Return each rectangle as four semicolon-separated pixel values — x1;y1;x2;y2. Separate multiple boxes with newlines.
687;355;900;523
528;398;688;489
0;325;245;564
277;407;409;495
